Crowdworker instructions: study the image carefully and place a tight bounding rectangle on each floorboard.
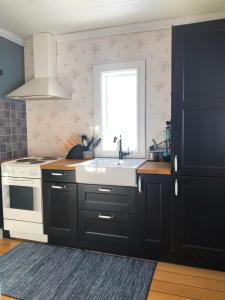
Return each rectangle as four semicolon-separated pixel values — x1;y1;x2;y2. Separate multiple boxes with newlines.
154;269;225;291
157;261;225;281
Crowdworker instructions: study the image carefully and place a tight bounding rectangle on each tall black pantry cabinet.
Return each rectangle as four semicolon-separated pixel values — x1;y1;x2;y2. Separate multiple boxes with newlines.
172;19;225;270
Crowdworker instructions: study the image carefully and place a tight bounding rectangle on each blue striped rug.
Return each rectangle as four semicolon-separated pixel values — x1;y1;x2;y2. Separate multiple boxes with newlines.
0;242;156;300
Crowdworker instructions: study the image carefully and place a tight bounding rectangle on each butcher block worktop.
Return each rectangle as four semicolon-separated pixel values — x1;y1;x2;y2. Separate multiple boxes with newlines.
41;159;85;171
41;159;171;175
137;161;171;175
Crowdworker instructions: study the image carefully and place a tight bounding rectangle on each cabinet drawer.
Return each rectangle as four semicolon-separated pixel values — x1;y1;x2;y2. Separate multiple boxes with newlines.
78;184;136;213
79;209;137;246
42;170;76;183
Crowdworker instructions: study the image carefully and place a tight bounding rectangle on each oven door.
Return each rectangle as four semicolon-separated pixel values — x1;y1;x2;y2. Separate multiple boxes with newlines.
2;177;42;223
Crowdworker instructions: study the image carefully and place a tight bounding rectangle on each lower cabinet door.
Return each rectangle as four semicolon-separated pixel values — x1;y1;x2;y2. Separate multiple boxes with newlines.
79;209;137;246
43;182;77;238
172;177;225;264
138;174;171;259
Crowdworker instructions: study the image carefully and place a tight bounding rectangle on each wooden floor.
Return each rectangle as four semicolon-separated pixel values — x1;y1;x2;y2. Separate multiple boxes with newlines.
0;239;225;300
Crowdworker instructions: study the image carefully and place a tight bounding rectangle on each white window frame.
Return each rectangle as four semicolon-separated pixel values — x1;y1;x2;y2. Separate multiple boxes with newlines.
93;60;146;158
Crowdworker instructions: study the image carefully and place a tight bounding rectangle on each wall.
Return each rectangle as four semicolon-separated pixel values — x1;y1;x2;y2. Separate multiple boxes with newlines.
25;29;171;157
0;36;27;160
0;100;27;160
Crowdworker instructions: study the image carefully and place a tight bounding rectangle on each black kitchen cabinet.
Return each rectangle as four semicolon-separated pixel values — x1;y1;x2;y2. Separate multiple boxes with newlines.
0;36;24;98
172;19;225;271
137;174;171;260
42;170;77;239
172;19;225;177
78;184;137;250
172;177;225;270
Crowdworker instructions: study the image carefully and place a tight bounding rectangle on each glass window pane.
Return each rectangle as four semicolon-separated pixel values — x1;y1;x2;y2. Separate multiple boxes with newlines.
101;69;138;152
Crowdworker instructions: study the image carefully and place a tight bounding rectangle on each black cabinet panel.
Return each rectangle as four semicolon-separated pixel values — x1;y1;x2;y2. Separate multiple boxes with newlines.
172;177;225;260
172;19;225;177
43;182;77;238
79;209;136;246
42;170;75;183
184;30;225;100
138;175;170;259
183;109;225;170
78;184;136;213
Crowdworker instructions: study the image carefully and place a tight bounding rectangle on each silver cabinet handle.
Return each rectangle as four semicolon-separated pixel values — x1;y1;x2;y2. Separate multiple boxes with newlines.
98;187;112;193
174;155;178;173
138;176;142;193
51;185;64;189
98;213;114;219
175;179;178;196
51;172;64;176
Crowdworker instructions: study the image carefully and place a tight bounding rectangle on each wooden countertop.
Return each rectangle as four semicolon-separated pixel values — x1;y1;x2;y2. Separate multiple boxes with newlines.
41;159;171;175
41;159;85;171
137;161;171;175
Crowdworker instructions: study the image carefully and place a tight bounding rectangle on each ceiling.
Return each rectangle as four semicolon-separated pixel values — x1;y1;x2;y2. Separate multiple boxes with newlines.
0;0;225;38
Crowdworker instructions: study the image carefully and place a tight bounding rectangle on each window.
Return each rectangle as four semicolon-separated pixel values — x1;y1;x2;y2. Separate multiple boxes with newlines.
94;61;145;158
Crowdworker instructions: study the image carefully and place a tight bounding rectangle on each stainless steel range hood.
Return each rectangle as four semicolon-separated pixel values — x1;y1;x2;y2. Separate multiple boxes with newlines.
7;33;68;100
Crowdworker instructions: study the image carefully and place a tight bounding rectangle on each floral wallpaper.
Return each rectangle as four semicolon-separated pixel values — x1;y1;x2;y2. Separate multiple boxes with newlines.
25;29;171;157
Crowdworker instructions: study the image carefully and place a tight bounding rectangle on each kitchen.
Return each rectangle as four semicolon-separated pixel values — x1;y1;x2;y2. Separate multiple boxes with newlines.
0;1;225;299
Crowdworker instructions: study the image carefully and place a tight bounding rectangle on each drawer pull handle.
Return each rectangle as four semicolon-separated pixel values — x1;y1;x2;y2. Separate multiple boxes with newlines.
174;155;178;173
98;187;112;193
175;179;178;196
98;213;114;220
138;176;142;193
51;185;65;189
51;172;64;176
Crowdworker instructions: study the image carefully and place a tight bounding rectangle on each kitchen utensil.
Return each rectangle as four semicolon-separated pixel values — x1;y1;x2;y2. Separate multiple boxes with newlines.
87;136;94;150
93;138;101;149
81;135;88;150
148;151;160;162
152;139;158;149
149;145;155;151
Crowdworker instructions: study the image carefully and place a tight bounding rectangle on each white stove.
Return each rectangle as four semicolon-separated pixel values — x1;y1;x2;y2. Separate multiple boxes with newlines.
1;157;57;242
1;157;56;178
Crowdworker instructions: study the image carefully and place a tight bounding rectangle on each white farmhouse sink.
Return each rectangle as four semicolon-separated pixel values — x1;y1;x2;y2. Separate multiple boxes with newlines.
76;158;146;187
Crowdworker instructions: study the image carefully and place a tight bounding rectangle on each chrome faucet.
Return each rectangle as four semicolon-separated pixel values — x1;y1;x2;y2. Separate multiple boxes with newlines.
113;135;129;159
